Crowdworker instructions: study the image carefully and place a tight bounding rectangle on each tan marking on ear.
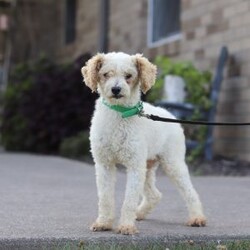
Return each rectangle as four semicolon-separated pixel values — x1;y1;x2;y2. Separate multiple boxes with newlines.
81;53;104;92
134;54;157;94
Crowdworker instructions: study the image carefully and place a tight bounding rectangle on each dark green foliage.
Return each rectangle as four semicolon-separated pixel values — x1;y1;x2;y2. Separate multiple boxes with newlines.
59;130;90;159
1;54;97;153
147;56;212;110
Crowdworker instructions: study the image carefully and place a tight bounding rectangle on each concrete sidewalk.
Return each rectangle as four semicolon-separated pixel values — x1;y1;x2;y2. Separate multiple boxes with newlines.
0;153;250;249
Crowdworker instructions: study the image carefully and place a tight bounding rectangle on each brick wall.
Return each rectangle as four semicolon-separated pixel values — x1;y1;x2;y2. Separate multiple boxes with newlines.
214;77;250;161
141;0;250;161
108;0;147;54
55;0;148;59
55;0;99;62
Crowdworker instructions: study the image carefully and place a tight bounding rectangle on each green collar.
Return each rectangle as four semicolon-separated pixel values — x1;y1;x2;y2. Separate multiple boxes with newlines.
102;99;143;118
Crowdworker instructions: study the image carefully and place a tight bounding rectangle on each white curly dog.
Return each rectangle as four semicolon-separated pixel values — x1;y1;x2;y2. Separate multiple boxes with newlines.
81;52;206;235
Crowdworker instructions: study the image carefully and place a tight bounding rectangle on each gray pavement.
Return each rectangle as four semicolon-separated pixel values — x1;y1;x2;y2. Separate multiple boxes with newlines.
0;153;250;249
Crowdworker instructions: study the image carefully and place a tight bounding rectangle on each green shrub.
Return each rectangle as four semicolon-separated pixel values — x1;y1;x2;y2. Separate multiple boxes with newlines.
59;130;90;160
147;56;212;110
1;54;97;153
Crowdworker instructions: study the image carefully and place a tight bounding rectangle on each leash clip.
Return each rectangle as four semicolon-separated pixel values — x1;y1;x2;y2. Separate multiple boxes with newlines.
138;110;150;119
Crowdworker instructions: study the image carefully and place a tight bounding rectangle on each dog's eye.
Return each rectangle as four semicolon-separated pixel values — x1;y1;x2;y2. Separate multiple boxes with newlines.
103;73;109;78
125;74;132;80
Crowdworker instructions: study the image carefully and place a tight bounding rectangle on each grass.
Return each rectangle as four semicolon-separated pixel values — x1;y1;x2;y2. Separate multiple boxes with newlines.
50;240;250;250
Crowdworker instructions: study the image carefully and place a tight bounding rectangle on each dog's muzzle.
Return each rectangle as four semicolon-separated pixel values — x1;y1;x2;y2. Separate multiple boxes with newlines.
111;86;123;99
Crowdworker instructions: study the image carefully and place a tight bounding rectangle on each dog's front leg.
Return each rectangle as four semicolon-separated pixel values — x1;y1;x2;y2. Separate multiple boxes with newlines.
117;165;146;235
91;163;116;232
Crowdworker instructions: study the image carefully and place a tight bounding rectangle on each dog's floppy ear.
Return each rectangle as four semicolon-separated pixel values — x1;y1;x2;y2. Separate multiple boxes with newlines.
133;54;157;94
81;53;104;92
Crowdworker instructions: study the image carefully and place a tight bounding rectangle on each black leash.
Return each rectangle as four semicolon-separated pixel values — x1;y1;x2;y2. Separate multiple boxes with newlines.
140;113;250;126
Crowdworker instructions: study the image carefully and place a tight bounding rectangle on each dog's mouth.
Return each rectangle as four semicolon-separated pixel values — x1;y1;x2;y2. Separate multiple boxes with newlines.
111;94;124;99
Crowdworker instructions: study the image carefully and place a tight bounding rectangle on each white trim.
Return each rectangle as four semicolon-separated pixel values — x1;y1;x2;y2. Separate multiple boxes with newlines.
148;32;182;48
147;0;182;48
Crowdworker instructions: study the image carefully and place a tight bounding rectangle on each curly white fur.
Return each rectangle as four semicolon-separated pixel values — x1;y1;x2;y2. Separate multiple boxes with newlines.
82;52;206;235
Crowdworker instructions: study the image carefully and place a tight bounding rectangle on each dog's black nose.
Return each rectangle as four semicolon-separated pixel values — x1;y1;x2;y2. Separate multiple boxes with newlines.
111;86;121;96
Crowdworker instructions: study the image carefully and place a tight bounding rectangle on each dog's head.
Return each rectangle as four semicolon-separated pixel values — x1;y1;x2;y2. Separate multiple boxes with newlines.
81;52;157;104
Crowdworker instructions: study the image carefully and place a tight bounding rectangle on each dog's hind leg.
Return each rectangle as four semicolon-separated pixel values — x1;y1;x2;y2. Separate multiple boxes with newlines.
90;163;116;232
161;157;206;227
136;161;162;220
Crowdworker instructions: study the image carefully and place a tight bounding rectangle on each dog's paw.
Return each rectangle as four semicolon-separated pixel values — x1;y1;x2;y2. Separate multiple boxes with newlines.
116;225;139;235
90;222;112;232
136;211;146;221
187;216;206;227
